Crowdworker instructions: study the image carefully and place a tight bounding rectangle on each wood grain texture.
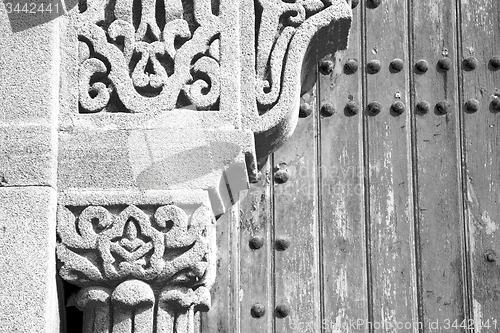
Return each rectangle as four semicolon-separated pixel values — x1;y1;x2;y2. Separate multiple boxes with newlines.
201;205;240;333
239;164;273;333
203;2;500;332
363;0;418;331
460;0;500;330
411;0;469;329
318;2;369;332
272;83;321;333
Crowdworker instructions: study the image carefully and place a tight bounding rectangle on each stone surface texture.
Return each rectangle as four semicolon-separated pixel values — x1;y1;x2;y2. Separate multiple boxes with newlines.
0;187;59;333
0;6;60;333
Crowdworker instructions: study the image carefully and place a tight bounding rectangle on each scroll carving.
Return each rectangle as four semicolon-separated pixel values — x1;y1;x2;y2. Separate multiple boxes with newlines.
77;0;221;113
57;202;215;333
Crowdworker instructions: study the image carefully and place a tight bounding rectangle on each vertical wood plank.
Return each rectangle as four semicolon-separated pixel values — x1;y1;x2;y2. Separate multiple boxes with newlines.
364;0;418;331
412;0;468;327
318;1;369;332
273;85;321;333
239;165;273;333
460;0;500;329
201;206;240;332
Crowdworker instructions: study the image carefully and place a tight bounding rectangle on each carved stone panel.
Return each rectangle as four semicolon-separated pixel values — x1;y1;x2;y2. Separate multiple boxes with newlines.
57;190;215;333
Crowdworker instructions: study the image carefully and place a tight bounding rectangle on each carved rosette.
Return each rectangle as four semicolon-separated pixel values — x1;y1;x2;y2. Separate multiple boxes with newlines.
57;193;215;333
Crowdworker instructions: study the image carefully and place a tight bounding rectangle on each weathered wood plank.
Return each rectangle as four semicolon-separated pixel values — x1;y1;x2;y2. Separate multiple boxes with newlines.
460;0;500;329
363;0;418;331
201;205;240;332
239;164;273;333
412;0;468;328
318;2;369;332
273;84;321;333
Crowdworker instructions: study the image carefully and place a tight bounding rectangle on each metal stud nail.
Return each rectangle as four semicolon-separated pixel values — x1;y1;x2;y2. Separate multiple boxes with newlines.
485;250;497;262
367;0;381;8
390;58;404;73
367;101;381;116
299;103;313;118
391;101;405;115
416;101;430;114
319;59;334;75
415;59;429;74
251;304;266;318
490;99;500;113
345;101;359;116
274;169;290;184
435;101;450;115
437;57;452;72
249;236;264;250
464;99;479;113
275;238;290;251
489;56;500;71
463;56;478;71
275;304;291;318
351;0;359;8
344;58;359;74
367;59;381;74
320;103;335;117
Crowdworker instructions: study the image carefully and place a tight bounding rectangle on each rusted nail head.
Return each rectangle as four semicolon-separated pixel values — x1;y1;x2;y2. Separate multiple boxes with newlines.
249;236;264;250
367;59;381;74
274;169;289;184
320;103;335;117
275;238;290;251
490;99;500;112
390;58;404;72
368;0;381;8
489;56;500;71
251;303;266;318
415;59;429;74
344;58;359;74
437;57;452;72
416;101;430;114
276;304;291;318
345;101;359;115
464;99;479;113
319;59;334;75
435;101;450;115
367;101;382;116
391;101;405;115
463;56;478;71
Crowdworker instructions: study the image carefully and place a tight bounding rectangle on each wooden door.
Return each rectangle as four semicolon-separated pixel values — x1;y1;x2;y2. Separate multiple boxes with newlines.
204;0;500;332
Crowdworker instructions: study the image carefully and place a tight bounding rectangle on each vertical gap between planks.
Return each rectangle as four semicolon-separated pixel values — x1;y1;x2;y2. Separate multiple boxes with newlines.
454;0;474;329
270;153;277;333
360;0;374;331
406;0;424;331
315;45;325;333
265;159;273;333
234;202;241;333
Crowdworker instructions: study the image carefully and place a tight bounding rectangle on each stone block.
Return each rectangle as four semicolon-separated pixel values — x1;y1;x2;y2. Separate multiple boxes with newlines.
58;128;255;215
0;187;59;333
0;125;56;187
0;9;58;126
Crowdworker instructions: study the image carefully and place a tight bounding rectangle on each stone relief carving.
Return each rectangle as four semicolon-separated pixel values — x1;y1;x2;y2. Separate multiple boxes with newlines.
57;192;215;333
57;0;351;331
78;0;223;113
